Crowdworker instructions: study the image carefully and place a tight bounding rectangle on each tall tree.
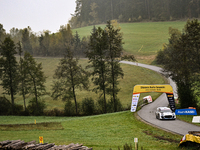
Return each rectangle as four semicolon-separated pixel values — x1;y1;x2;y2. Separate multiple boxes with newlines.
86;26;109;113
52;48;89;115
17;41;28;111
105;21;124;112
0;37;19;113
22;27;33;54
0;24;6;43
156;19;200;108
23;52;47;112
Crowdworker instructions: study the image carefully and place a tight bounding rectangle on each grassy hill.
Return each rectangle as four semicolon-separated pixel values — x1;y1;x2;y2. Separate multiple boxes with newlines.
73;21;186;64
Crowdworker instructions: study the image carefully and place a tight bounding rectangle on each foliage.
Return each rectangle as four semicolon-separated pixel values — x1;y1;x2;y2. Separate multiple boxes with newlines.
27;98;46;116
86;26;109;113
105;21;124;112
0;96;12;115
156;19;200;108
0;37;19;113
70;0;200;28
23;52;47;110
81;97;95;115
64;99;76;116
52;48;89;115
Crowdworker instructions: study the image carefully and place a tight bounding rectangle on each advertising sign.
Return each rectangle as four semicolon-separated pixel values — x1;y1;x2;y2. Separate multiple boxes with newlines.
175;109;197;115
131;94;140;112
166;93;176;112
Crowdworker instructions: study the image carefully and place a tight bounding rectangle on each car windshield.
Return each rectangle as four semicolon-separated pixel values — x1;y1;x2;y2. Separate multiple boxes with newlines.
161;109;171;112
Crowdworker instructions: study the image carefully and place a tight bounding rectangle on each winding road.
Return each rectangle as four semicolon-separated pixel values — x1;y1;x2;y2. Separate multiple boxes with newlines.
120;61;200;135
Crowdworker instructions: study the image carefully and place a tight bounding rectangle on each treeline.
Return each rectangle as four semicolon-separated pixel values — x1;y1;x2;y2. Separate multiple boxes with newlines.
0;24;88;57
69;0;200;28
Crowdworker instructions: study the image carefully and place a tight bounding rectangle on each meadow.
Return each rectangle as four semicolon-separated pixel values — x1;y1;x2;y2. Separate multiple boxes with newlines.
73;21;186;64
0;111;183;150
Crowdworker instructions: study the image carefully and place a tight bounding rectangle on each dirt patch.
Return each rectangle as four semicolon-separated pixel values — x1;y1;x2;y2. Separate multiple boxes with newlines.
143;130;180;143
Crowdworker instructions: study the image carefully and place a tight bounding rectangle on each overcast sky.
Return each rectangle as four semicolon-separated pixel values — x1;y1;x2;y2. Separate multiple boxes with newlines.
0;0;76;33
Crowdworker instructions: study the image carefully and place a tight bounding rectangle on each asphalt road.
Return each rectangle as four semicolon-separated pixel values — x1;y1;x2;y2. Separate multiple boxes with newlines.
120;61;200;135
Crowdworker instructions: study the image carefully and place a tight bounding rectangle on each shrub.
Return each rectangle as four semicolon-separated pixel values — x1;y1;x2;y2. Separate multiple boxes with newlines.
27;98;46;116
81;97;95;115
13;103;24;115
44;108;64;116
96;97;105;114
0;97;12;115
64;100;76;116
107;98;123;113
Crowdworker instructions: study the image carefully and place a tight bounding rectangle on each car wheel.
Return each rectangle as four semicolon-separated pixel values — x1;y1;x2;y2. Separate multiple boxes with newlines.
158;114;160;120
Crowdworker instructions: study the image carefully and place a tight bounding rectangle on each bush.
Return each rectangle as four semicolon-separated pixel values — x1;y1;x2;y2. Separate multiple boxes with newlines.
107;98;123;113
13;103;24;115
64;100;76;116
81;97;95;115
44;108;65;116
27;98;46;116
0;97;12;115
96;97;105;114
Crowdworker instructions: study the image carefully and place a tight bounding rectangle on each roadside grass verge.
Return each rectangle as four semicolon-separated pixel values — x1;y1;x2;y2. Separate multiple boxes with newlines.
0;111;182;150
176;115;200;127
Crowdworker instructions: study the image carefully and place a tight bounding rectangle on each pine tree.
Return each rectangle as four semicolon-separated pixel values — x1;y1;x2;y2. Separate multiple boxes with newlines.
23;52;47;114
105;21;124;112
0;37;19;114
52;47;89;115
86;26;109;113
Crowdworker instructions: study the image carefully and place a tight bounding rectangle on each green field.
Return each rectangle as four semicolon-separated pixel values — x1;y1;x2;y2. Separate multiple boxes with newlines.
0;111;182;150
73;21;186;63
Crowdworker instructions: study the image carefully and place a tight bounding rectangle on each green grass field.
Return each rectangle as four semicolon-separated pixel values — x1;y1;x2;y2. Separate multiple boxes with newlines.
73;21;186;63
0;111;182;150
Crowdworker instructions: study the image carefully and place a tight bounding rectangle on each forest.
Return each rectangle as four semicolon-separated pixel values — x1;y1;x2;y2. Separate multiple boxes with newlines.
0;24;88;57
69;0;200;28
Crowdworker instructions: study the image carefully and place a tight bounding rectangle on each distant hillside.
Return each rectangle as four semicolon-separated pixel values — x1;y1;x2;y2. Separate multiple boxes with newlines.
73;21;186;63
70;0;199;28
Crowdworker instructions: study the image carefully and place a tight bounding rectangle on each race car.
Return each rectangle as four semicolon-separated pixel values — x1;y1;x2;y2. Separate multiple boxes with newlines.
155;107;176;120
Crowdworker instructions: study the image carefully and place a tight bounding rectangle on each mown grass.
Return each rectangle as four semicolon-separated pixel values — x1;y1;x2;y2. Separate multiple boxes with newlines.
0;58;166;111
73;21;186;64
0;111;182;150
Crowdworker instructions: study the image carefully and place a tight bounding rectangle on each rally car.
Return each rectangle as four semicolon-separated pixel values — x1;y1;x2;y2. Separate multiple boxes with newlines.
155;107;176;120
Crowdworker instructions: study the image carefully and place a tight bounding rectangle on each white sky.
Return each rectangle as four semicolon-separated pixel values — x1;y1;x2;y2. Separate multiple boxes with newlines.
0;0;76;34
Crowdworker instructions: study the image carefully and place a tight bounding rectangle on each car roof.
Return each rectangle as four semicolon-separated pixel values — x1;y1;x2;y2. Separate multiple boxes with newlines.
157;107;171;110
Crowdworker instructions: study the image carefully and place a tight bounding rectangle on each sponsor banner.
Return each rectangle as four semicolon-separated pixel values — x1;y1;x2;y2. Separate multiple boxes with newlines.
131;93;140;112
166;93;176;112
175;109;197;115
133;85;173;94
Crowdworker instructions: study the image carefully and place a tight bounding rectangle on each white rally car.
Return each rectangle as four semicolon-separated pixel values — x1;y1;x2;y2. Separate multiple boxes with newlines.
155;107;176;120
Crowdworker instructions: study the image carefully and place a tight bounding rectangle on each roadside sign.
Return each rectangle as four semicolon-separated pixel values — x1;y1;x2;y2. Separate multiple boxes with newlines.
39;136;43;144
175;109;197;115
192;116;200;123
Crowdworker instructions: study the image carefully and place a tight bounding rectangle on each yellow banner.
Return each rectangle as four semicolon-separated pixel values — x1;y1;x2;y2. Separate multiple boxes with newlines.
133;84;173;94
